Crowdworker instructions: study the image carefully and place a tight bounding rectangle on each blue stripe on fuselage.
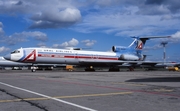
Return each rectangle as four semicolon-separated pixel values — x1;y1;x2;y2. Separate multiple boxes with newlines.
17;49;26;62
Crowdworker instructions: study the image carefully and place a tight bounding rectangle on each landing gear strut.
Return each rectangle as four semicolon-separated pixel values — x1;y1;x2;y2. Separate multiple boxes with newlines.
128;67;134;71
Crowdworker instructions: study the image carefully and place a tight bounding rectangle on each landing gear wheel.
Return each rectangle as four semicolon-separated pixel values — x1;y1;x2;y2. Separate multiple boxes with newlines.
31;69;36;72
31;65;37;72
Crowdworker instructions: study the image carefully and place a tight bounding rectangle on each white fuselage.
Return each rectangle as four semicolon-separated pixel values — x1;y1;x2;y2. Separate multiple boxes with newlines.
36;48;118;64
6;48;120;64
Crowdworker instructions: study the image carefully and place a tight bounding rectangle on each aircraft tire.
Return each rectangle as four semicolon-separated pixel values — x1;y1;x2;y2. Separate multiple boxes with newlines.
31;69;36;72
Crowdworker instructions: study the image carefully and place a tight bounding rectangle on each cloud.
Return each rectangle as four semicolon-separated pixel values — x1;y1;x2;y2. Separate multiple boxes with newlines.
72;1;180;37
0;22;4;35
144;0;180;14
155;31;180;44
81;39;96;46
96;0;121;7
137;4;170;15
53;38;79;48
12;31;48;41
0;31;48;45
0;0;180;37
143;31;180;50
0;0;180;33
144;44;163;50
75;12;178;36
145;0;164;5
0;46;10;53
36;42;47;48
172;31;180;38
66;0;180;37
169;31;180;43
29;8;81;29
0;0;81;29
82;0;180;15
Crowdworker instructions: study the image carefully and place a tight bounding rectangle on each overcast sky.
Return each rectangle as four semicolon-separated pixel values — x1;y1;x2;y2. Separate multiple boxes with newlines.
0;0;180;62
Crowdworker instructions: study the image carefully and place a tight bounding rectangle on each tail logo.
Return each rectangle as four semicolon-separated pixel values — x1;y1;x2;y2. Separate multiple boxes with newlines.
22;50;36;62
136;40;143;49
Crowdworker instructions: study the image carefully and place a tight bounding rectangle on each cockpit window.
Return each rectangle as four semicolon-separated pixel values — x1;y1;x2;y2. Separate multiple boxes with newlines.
11;50;20;54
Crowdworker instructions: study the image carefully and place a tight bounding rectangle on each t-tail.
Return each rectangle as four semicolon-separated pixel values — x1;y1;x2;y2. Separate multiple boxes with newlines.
128;37;151;50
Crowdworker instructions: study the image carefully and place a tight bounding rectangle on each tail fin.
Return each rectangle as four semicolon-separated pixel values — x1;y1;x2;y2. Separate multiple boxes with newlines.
112;36;170;53
128;37;148;50
129;36;170;50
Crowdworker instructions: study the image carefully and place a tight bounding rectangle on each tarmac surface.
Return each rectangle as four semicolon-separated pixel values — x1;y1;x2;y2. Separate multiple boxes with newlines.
0;70;180;111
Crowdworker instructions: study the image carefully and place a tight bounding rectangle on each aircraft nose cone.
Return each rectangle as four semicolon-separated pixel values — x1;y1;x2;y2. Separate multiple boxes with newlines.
4;54;11;60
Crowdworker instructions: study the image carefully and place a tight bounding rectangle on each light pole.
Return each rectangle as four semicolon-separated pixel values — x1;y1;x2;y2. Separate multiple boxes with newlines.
161;42;168;64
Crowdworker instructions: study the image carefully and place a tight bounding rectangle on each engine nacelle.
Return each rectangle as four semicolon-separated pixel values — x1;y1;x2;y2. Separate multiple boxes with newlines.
112;46;127;52
119;54;139;61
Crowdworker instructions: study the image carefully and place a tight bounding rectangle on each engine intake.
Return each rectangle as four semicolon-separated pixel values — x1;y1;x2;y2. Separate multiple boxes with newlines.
112;46;127;52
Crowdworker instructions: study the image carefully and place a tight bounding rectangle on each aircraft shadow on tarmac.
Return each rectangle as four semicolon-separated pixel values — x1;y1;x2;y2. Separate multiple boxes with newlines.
126;77;180;82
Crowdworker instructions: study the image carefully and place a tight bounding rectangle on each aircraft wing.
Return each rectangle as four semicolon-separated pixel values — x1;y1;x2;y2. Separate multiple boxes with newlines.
120;61;162;67
79;59;159;66
78;59;130;66
137;61;162;66
78;59;161;67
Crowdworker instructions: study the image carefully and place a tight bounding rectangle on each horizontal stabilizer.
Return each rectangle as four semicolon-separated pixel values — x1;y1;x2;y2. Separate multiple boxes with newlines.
139;36;171;39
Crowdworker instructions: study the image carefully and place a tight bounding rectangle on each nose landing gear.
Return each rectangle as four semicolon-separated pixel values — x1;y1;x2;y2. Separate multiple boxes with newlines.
31;64;37;72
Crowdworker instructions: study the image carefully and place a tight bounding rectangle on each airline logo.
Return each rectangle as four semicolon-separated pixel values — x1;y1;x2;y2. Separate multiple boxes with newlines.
136;40;143;49
22;50;36;62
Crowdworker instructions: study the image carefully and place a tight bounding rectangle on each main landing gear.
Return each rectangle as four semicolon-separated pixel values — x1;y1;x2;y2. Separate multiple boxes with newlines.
128;66;134;71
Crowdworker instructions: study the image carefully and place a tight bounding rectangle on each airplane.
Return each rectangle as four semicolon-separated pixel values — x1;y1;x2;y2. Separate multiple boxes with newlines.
3;36;170;72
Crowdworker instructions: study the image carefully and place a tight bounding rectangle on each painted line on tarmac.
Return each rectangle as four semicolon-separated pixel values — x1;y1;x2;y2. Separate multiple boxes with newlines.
0;92;133;103
0;82;97;111
112;82;146;86
153;88;173;92
46;79;180;98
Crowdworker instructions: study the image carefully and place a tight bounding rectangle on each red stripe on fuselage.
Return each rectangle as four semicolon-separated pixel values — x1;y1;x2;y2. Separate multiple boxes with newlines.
37;53;118;60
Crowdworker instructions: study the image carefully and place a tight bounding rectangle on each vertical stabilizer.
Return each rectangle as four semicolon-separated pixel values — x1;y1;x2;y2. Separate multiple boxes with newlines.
129;36;170;50
128;37;149;50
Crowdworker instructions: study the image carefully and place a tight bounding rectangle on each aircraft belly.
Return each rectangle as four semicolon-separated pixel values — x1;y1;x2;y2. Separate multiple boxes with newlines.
36;57;79;64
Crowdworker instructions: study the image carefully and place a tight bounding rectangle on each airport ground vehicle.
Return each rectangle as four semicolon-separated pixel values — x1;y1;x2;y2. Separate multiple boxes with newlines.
166;67;179;71
66;65;74;71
